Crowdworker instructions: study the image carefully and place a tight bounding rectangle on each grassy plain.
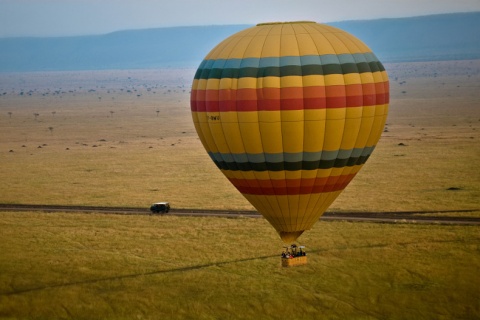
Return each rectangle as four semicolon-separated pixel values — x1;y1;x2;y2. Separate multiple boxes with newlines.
0;211;479;319
0;61;480;319
0;62;479;213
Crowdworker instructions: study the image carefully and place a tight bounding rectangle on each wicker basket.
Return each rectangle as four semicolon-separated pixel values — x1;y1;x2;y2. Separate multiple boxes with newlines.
281;255;307;267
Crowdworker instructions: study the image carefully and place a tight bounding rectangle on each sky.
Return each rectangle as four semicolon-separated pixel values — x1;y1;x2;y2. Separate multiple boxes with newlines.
1;0;480;37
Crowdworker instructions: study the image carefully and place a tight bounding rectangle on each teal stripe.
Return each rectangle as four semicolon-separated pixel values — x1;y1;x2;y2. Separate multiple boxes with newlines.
194;53;384;80
210;147;375;164
206;53;379;69
207;146;376;172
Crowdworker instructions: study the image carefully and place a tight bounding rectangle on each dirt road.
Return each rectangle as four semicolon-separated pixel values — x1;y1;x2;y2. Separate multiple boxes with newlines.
0;204;479;225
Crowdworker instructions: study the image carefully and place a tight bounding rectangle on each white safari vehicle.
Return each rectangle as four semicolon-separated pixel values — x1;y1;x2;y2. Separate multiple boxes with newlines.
150;202;170;214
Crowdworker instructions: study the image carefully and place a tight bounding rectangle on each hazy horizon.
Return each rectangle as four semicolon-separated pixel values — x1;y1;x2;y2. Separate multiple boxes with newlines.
1;0;480;38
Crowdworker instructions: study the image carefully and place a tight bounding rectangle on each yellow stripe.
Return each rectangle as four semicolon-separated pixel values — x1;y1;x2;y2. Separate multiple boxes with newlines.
281;121;304;153
326;108;346;120
206;79;221;90
323;119;345;151
192;104;386;154
237;111;259;123
354;107;375;148
340;117;362;150
220;165;363;180
219;77;239;90
192;104;385;121
192;71;388;90
258;121;283;153
304;109;327;121
193;108;385;153
221;122;247;154
197;122;219;153
304;120;325;152
186;107;376;124
367;104;388;146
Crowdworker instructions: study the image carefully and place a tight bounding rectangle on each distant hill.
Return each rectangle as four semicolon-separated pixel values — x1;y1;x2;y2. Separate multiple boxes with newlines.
0;25;250;72
329;12;480;62
0;12;479;72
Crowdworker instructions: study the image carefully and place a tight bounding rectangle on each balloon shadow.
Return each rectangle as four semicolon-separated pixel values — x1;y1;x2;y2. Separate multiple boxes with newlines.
4;246;371;297
1;252;290;297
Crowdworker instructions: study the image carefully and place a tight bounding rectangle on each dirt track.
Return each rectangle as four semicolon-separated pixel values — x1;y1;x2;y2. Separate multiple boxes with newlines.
0;204;479;225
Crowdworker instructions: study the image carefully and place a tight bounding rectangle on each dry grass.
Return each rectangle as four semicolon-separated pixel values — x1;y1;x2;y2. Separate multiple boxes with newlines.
0;69;247;209
0;62;479;318
1;62;479;214
0;211;478;319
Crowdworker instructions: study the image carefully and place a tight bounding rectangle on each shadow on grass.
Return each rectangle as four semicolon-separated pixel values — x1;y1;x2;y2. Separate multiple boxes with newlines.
1;249;323;297
1;239;463;297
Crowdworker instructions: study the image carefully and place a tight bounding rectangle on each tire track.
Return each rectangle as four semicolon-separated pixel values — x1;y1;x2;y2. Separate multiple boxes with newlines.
0;204;479;225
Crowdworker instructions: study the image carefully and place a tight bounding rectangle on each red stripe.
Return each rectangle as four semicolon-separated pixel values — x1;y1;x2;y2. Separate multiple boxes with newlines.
191;83;390;112
193;84;388;101
191;94;388;112
228;174;356;195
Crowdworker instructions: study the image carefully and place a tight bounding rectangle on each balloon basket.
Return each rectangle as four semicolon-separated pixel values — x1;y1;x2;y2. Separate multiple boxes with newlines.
281;244;307;267
281;255;307;267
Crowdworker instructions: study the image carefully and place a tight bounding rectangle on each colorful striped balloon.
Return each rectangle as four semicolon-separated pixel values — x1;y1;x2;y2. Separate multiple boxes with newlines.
191;22;389;243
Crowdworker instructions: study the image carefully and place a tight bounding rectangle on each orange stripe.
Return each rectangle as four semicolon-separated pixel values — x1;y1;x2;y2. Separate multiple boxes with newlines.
191;82;389;112
191;94;388;112
228;174;356;195
196;84;384;101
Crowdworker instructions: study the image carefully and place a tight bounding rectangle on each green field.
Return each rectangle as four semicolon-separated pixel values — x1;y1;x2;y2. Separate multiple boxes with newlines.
0;211;479;319
0;61;480;319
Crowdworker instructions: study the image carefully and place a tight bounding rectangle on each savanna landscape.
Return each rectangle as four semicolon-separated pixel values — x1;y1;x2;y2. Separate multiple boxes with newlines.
0;59;479;319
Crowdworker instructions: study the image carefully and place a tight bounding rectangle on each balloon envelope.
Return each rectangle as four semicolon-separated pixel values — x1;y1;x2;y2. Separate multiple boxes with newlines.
190;22;389;242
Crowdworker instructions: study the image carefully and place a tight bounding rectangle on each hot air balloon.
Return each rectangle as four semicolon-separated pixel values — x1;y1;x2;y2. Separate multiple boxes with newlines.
190;21;389;243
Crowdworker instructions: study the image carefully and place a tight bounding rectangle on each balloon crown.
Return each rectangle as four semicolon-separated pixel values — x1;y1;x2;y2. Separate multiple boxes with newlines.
256;21;317;26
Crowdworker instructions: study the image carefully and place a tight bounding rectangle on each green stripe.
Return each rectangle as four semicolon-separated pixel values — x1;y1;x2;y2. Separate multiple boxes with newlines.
211;155;371;171
200;53;380;69
194;54;385;80
208;147;375;172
